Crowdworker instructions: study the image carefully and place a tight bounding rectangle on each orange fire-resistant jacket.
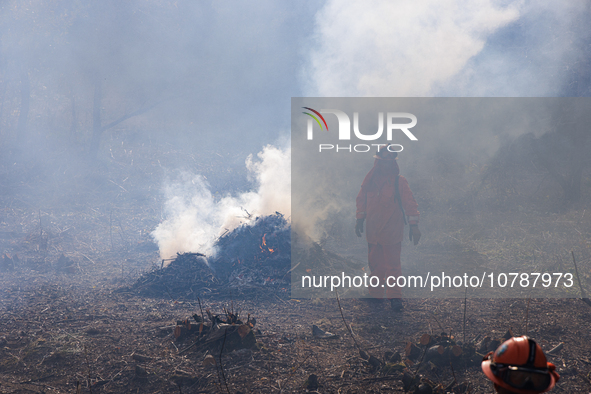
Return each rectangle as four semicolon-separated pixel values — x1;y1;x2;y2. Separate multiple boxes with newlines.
356;160;419;245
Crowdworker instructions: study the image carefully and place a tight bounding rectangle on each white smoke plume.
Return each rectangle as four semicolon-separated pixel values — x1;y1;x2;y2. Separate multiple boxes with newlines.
151;144;291;260
304;0;520;96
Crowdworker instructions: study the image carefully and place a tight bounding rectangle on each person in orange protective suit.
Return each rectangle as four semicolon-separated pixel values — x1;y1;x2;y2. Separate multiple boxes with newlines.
355;145;420;311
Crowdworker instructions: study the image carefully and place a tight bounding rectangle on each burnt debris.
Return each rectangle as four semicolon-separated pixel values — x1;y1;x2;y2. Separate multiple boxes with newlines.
130;213;290;298
209;212;290;286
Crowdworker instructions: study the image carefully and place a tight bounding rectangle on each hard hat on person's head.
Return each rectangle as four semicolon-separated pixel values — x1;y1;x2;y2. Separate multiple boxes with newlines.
373;144;398;160
481;336;559;394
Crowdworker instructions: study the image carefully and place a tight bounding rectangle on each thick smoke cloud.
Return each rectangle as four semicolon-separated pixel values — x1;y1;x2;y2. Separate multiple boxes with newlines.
443;0;591;96
304;0;519;96
303;0;590;97
152;143;290;260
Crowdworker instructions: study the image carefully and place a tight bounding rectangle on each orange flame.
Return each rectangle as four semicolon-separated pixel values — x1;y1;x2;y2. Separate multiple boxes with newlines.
260;233;276;254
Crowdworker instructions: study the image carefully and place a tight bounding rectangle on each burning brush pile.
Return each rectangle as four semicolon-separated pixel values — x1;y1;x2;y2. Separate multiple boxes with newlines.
130;213;290;298
210;213;289;287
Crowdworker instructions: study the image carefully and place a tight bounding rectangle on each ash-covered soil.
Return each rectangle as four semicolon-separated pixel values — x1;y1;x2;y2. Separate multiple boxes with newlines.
1;273;591;393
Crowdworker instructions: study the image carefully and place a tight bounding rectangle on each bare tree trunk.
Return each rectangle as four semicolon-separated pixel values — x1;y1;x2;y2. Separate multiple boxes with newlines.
16;68;30;140
69;90;77;141
0;79;7;134
566;163;584;203
89;74;102;159
87;74;160;160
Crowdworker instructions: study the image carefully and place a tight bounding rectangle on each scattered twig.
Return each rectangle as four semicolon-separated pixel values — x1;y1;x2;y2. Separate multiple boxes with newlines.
572;251;591;306
525;297;531;336
274;294;288;305
165;286;182;304
100;100;163;133
198;297;205;324
446;361;457;391
240;207;252;219
278;351;312;394
109;208;114;251
219;328;231;394
547;342;564;355
108;179;128;192
83;344;94;394
572;251;585;298
230;291;234;317
463;287;468;345
335;291;361;352
577;209;586;226
430;312;445;333
359;376;401;383
179;340;201;355
282;261;300;281
19;381;58;390
415;341;429;368
18;374;56;384
80;253;95;265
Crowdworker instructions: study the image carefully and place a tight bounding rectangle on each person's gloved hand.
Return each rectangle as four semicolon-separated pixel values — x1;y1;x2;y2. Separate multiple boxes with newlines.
409;224;421;245
355;218;365;237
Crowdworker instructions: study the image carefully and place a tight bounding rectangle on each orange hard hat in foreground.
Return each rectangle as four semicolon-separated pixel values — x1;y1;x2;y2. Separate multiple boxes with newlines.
481;336;559;394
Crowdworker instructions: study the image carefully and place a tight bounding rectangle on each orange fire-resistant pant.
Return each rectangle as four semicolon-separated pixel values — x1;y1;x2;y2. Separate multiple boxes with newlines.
367;242;402;299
